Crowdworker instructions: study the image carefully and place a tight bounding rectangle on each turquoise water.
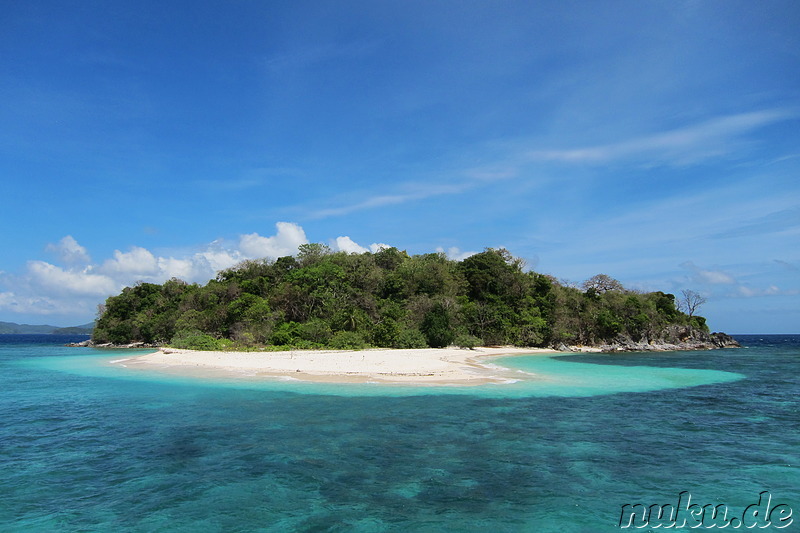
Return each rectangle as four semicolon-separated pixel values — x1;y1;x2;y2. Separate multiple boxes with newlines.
1;335;797;531
21;346;742;399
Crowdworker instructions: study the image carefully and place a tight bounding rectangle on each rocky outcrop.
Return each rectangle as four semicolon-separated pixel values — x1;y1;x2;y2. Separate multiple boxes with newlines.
555;326;740;353
594;326;740;353
65;340;161;348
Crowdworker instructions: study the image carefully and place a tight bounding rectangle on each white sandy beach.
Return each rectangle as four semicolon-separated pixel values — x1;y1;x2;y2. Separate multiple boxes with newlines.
117;346;561;385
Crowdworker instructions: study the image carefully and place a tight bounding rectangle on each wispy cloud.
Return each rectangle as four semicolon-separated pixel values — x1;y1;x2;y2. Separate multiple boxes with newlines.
669;259;800;304
196;168;305;192
528;110;796;166
293;109;795;222
308;181;480;219
774;259;799;271
711;207;800;239
736;285;782;298
196;178;265;191
263;41;379;72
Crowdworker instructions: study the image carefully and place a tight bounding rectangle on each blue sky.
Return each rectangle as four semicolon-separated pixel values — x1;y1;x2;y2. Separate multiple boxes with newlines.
1;0;798;333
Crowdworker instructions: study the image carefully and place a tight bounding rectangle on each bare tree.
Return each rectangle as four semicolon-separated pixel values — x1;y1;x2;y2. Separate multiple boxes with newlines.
582;274;624;293
558;278;580;289
679;289;707;317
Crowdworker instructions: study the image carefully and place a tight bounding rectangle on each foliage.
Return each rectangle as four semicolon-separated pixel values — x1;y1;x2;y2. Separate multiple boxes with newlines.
581;274;624;294
421;303;455;348
394;329;428;349
93;245;711;350
169;330;227;351
328;331;367;350
454;334;482;349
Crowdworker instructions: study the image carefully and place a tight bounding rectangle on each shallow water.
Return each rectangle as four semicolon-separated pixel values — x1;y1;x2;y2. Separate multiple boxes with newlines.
21;346;742;399
1;335;797;531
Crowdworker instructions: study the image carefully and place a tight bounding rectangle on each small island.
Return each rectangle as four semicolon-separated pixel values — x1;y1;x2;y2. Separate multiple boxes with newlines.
91;246;738;383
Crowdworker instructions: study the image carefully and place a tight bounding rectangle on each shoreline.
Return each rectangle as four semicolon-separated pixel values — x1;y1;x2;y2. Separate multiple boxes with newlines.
114;346;563;386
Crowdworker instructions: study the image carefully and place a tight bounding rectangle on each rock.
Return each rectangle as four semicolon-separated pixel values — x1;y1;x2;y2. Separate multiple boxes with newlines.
597;327;740;353
65;340;162;349
65;339;92;347
709;332;741;348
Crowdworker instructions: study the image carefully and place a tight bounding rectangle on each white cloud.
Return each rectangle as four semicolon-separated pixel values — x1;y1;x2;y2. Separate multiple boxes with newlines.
737;285;784;298
333;236;369;254
0;222;398;321
27;261;118;296
0;291;83;315
332;236;392;254
100;246;158;276
239;222;308;258
680;261;736;285
196;244;243;273
698;270;736;285
45;235;90;265
436;246;478;261
156;257;197;281
672;261;797;303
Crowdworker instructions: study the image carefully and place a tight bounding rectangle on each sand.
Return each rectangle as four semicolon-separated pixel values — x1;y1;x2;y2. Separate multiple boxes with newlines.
117;346;562;385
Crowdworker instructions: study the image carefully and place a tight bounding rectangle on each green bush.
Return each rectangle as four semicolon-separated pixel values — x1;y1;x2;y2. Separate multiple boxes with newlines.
689;316;709;332
394;329;428;349
372;318;401;348
169;330;225;351
328;331;366;350
299;319;332;344
270;322;301;346
454;334;482;349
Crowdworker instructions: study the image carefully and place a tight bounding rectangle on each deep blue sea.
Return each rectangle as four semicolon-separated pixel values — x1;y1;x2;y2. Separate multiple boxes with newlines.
1;335;797;532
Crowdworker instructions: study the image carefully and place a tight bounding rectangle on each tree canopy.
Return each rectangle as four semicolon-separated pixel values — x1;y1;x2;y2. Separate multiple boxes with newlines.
93;247;709;350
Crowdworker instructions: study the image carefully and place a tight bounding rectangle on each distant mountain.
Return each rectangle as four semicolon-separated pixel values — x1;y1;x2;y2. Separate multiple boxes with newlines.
0;321;94;335
52;323;96;334
0;321;55;334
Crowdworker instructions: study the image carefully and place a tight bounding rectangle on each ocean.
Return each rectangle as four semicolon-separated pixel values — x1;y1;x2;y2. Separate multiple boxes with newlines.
0;335;797;532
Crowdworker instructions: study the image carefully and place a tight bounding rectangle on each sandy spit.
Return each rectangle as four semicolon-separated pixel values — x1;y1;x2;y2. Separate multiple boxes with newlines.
120;346;561;386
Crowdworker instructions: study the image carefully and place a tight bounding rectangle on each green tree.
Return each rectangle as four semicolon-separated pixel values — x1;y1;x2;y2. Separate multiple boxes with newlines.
421;303;455;348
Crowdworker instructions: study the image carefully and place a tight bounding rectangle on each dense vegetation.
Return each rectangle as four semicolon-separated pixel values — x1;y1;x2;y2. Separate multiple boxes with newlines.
93;245;708;350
